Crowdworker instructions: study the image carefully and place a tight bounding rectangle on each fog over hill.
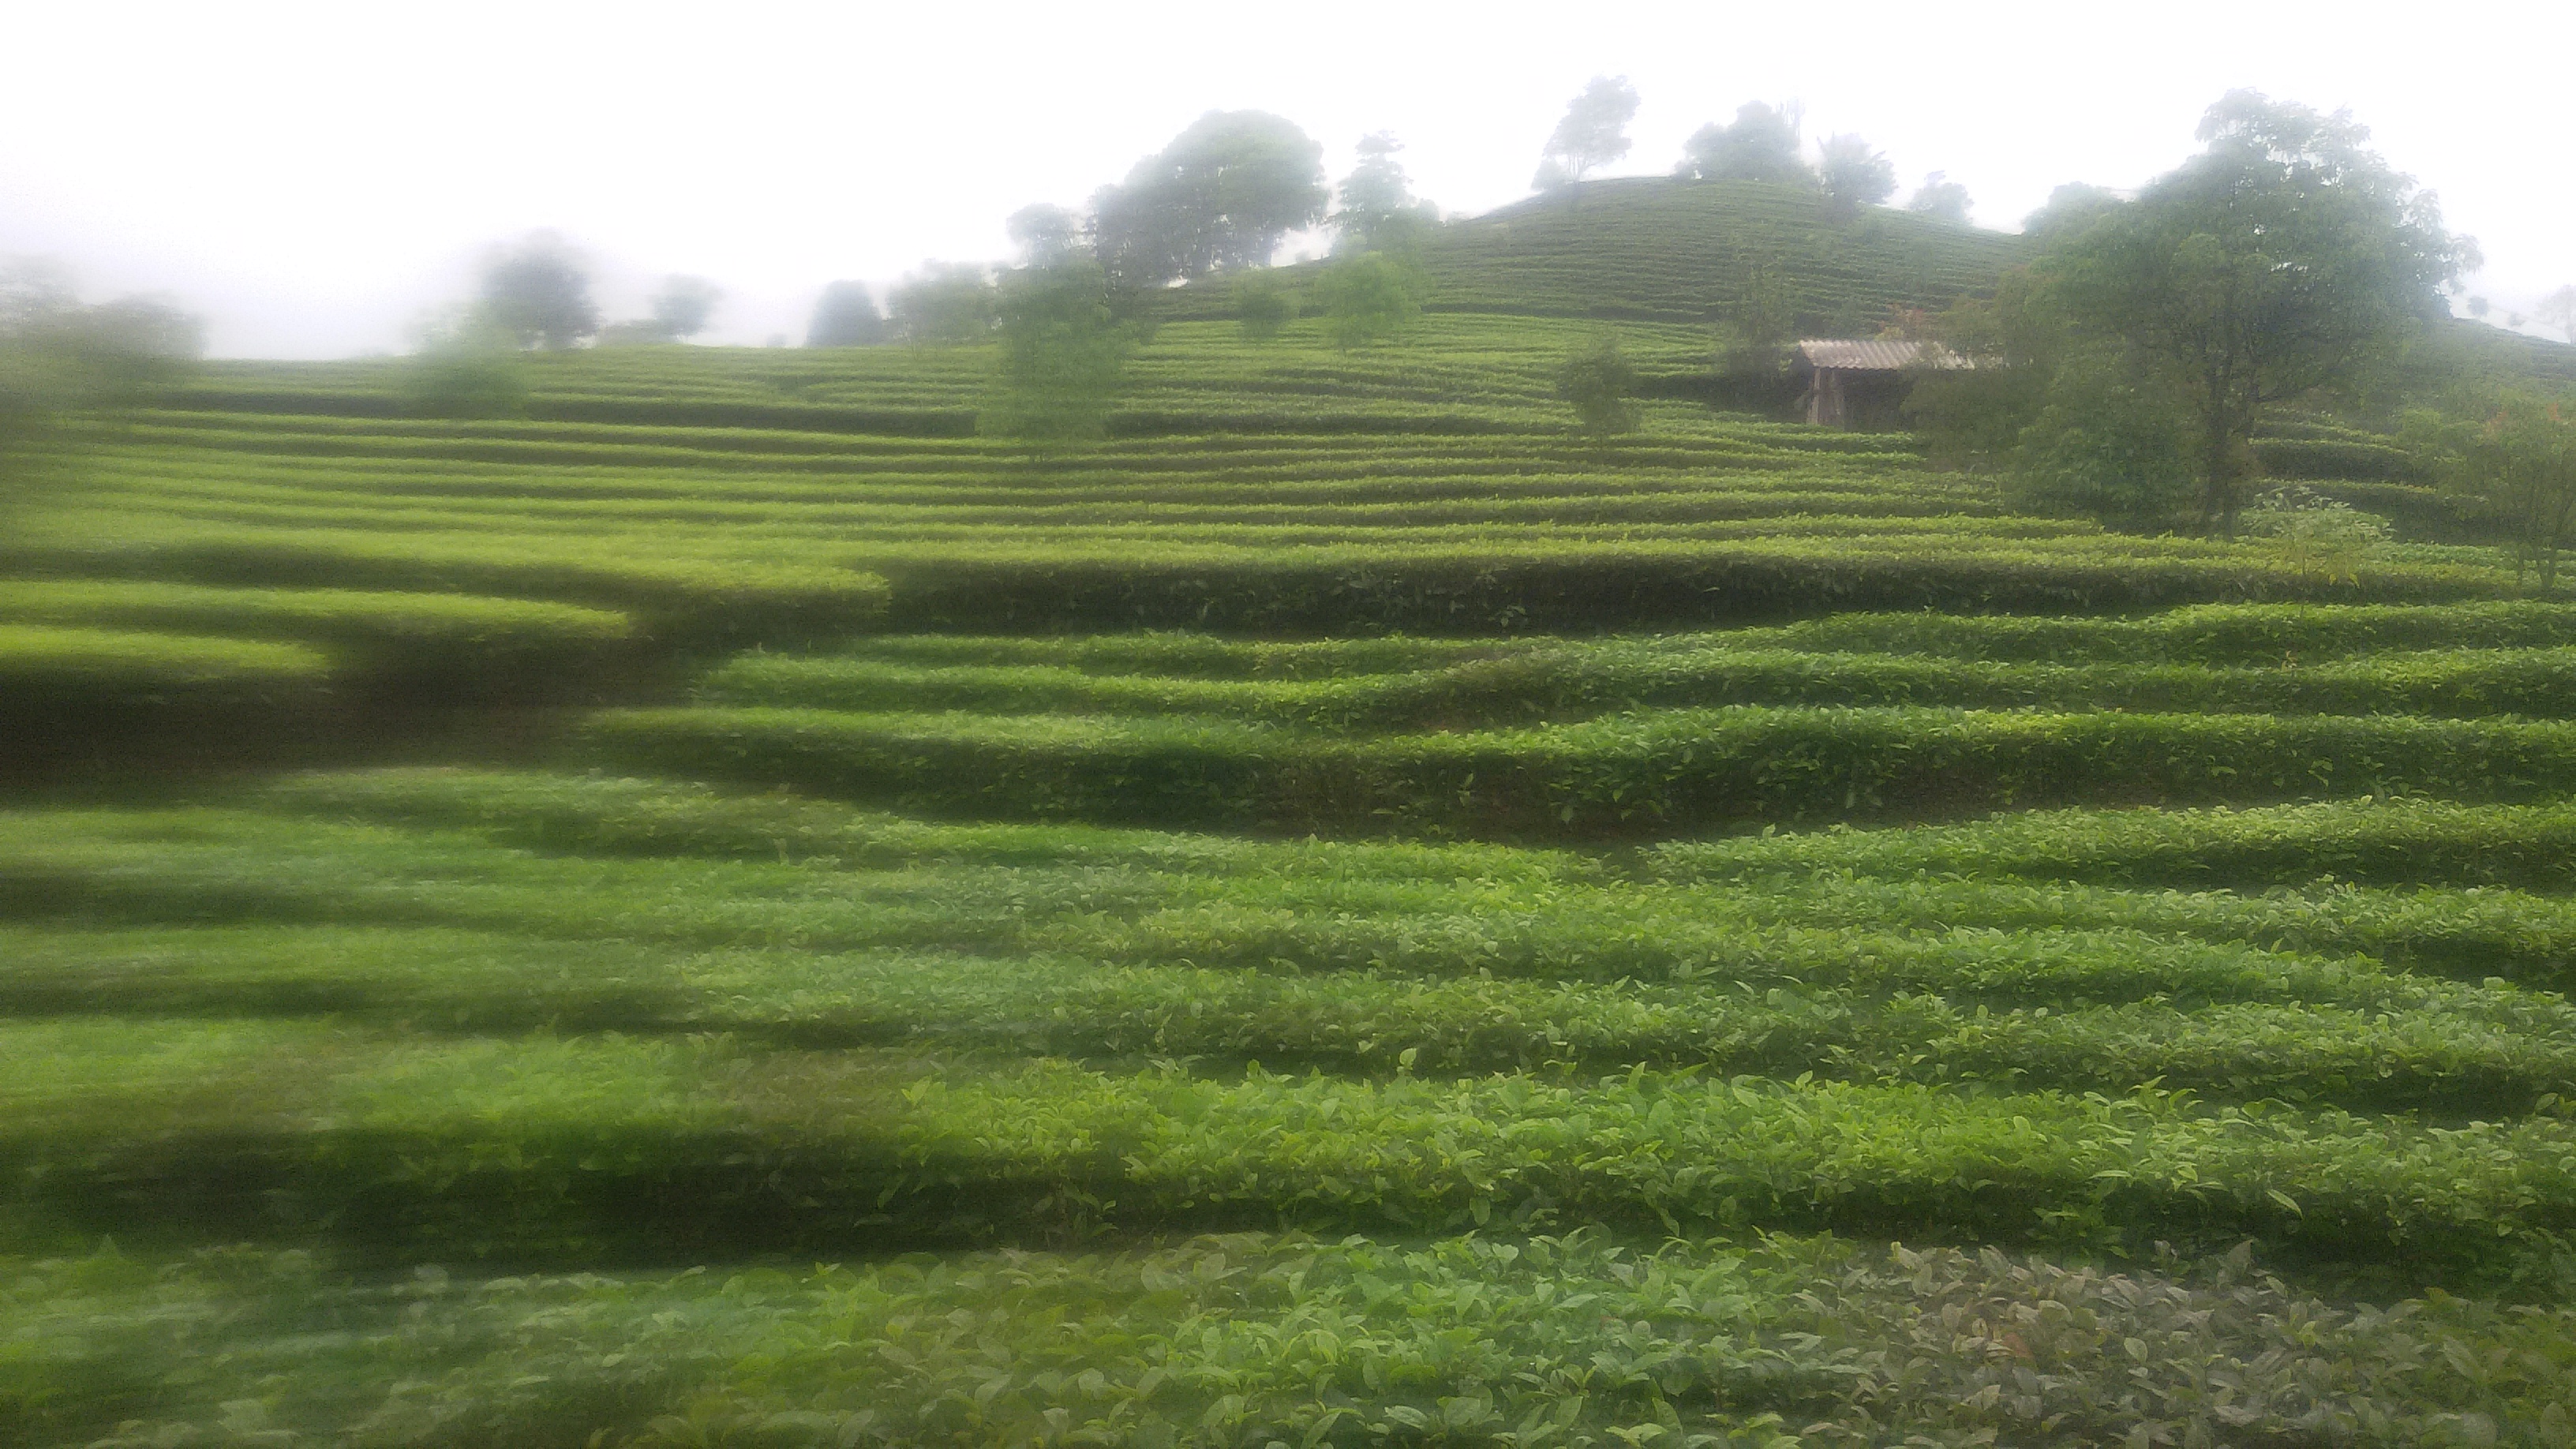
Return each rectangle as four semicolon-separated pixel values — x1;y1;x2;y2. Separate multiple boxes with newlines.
3;0;2569;356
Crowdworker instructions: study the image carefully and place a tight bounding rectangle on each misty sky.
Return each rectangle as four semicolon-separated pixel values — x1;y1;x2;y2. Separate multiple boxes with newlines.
6;0;2568;358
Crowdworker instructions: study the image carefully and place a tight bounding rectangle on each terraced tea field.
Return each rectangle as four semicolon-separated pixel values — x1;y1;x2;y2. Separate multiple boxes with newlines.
8;290;2576;1444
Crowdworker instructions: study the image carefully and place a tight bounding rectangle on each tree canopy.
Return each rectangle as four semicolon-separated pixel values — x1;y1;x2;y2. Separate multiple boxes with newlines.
981;256;1130;448
3;263;204;505
2035;89;2476;530
1676;103;1810;185
1533;77;1638;189
2539;285;2576;344
1333;133;1437;255
2021;183;2121;243
1557;335;1642;436
1815;133;1896;211
806;282;886;347
1090;111;1327;290
1007;205;1084;268
649;276;721;340
887;264;999;344
477;233;598;350
1905;173;1972;225
1314;250;1423;350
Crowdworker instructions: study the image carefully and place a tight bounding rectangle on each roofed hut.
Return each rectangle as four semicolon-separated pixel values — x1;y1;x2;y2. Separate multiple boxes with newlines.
1794;339;1972;429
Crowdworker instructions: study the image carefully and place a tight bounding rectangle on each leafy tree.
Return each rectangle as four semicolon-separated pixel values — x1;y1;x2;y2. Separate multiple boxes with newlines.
2036;90;2476;532
1557;335;1642;435
1905;173;1972;224
2539;285;2576;343
1714;251;1798;380
807;282;886;347
1007;205;1084;268
3;264;204;507
2020;183;2121;244
402;309;527;417
1232;270;1297;341
887;263;998;344
2434;395;2576;590
1533;77;1638;189
2239;485;2393;583
980;257;1131;448
1677;103;1810;185
1815;133;1896;212
1313;251;1423;350
650;275;721;339
1333;133;1439;255
477;232;598;350
1091;112;1327;290
2003;352;2202;526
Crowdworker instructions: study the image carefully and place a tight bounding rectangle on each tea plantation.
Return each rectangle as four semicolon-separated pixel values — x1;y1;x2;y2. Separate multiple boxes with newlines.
7;193;2576;1445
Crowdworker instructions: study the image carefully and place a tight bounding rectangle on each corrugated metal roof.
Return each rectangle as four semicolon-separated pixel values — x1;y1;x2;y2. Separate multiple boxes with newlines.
1795;339;1973;371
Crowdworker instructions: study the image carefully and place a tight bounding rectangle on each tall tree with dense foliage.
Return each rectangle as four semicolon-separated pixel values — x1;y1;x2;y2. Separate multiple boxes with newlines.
806;282;886;346
1815;133;1896;212
1090;112;1327;291
1676;103;1810;185
1533;77;1638;189
477;232;598;350
2038;90;2477;531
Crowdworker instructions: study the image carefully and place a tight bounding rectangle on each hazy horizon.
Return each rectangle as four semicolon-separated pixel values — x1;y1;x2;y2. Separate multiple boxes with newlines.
8;0;2568;358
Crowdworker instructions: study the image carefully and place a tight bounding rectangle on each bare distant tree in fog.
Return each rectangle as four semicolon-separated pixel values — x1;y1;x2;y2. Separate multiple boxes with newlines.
478;232;598;350
650;276;721;340
1906;173;1974;225
1816;134;1897;213
807;282;886;347
1533;77;1639;189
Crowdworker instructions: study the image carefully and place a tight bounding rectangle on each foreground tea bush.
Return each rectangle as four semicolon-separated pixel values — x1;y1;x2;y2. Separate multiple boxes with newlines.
586;704;2576;834
14;1233;2573;1449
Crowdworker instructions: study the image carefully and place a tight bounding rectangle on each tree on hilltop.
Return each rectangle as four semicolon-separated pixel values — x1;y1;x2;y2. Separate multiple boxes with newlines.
1677;103;1811;185
1905;173;1972;225
1008;205;1085;268
888;264;999;344
1816;133;1896;212
1334;133;1438;255
2021;183;2121;243
4;262;204;505
1533;77;1639;189
1091;111;1327;292
477;232;598;350
2539;285;2576;343
981;254;1130;449
807;282;886;347
650;275;721;340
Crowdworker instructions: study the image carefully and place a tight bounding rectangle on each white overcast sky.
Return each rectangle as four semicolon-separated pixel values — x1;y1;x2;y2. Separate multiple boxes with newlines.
4;0;2568;357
